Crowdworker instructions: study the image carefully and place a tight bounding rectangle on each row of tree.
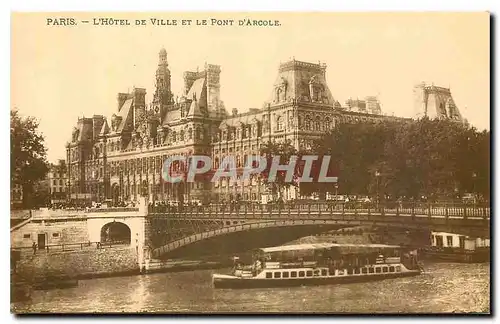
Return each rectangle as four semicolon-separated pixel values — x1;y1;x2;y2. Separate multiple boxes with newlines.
260;117;490;202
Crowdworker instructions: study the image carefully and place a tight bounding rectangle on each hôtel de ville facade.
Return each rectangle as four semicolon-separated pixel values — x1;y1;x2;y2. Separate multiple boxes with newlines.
66;48;463;204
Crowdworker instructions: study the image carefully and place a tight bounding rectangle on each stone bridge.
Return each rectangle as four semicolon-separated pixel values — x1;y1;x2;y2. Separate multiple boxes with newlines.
147;202;490;258
11;200;490;263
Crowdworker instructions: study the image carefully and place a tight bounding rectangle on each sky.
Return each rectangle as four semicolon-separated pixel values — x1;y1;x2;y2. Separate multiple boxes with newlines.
11;12;490;163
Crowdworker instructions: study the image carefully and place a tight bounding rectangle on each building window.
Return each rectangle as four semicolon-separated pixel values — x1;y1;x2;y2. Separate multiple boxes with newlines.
276;116;283;131
315;116;321;131
52;233;59;238
23;234;30;239
447;235;454;247
436;235;444;247
459;236;466;249
305;116;311;130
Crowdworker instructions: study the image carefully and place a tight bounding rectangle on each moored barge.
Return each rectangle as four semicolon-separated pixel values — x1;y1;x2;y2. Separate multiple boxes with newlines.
213;243;422;289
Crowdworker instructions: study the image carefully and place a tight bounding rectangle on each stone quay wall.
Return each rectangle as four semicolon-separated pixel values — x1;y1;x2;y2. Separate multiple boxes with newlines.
16;245;140;280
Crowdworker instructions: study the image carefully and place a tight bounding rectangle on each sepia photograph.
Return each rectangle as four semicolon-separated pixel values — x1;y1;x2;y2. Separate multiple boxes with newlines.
10;12;490;314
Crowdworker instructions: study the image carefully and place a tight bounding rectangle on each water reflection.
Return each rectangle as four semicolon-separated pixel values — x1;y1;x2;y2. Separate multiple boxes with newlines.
12;262;489;314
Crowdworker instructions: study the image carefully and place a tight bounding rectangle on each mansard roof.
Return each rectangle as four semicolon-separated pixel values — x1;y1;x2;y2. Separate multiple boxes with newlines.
219;111;263;129
99;119;110;136
267;59;335;106
186;77;207;117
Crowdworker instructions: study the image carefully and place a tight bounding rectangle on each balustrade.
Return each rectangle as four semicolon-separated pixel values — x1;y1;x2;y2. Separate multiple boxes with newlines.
148;201;490;221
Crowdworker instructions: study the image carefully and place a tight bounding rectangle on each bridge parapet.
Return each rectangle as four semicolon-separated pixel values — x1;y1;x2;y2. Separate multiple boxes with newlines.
29;198;149;220
149;201;490;220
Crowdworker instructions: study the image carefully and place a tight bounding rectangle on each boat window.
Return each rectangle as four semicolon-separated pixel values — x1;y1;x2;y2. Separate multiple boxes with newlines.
291;271;297;278
354;268;360;274
396;266;401;272
347;268;353;275
321;269;327;276
274;272;281;278
389;266;395;272
369;268;375;274
283;272;289;278
338;270;344;276
382;267;388;273
299;271;305;277
266;272;272;278
306;271;313;277
375;267;382;273
362;268;368;274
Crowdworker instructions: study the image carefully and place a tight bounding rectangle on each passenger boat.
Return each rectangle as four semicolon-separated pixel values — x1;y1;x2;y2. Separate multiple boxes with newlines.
213;243;422;289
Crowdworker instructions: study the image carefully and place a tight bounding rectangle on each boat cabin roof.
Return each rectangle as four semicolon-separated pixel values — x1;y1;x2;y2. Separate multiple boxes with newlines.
258;243;401;253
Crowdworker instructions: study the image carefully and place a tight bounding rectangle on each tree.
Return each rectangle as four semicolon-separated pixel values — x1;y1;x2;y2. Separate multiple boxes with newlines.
259;140;298;201
305;116;490;202
11;109;50;207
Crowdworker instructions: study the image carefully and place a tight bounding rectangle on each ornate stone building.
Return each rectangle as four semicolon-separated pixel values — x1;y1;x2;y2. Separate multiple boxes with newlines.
66;49;399;204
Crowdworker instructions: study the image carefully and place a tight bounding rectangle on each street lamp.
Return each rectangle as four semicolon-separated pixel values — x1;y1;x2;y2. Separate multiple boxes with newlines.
472;172;477;204
375;171;381;208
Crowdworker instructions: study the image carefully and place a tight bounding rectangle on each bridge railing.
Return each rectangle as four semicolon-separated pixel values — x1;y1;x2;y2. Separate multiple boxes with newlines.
11;241;131;255
148;201;490;219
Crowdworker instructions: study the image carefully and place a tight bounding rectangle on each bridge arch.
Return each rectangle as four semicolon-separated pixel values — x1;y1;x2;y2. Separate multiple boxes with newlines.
100;221;131;244
151;216;489;258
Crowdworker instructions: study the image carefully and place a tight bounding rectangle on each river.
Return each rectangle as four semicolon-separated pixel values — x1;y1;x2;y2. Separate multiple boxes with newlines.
12;262;490;314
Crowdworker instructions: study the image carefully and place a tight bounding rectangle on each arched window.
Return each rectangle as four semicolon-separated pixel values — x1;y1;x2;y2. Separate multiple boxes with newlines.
172;131;177;142
180;130;185;141
325;117;332;130
188;128;193;140
315;116;321;131
305;115;312;130
276;115;283;131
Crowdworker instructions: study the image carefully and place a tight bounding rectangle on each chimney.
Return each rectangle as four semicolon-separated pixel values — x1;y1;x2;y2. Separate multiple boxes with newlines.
117;93;129;112
132;88;146;107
